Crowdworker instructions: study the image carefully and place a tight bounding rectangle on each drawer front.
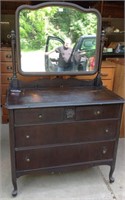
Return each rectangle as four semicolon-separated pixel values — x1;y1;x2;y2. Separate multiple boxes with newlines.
15;119;118;147
1;95;6;105
1;62;13;73
1;84;9;95
101;67;114;80
2;115;9;123
1;50;12;61
15;108;64;124
2;105;9;115
16;141;115;170
1;73;13;83
76;104;120;120
14;104;120;125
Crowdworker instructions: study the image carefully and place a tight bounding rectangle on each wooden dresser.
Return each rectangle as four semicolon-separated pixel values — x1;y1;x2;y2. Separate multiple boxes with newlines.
3;1;124;197
1;47;13;123
6;78;124;196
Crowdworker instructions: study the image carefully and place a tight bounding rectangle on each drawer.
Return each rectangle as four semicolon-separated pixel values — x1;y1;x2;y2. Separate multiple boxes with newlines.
15;119;118;147
2;115;9;124
14;104;120;125
1;84;9;95
76;104;120;120
1;73;13;83
1;50;12;61
1;95;6;105
1;62;13;73
16;141;115;170
101;67;114;80
2;105;9;115
14;107;64;125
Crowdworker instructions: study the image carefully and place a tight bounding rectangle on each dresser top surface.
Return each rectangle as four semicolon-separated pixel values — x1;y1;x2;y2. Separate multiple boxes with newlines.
6;86;124;109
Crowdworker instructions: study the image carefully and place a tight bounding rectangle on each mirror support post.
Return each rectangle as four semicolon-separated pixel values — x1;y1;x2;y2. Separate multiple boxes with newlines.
99;31;105;72
94;31;105;87
10;30;20;92
11;30;16;78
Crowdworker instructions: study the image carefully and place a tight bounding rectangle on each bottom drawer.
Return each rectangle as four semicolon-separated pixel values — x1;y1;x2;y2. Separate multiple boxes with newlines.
16;141;114;171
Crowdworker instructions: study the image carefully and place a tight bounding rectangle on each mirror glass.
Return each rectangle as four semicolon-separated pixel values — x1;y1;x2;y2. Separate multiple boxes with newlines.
16;3;101;75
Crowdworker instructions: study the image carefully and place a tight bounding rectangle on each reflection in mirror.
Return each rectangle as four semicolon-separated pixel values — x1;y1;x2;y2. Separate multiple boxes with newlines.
16;3;101;75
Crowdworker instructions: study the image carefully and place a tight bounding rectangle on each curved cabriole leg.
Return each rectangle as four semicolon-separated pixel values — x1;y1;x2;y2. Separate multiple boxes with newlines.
109;165;115;183
12;181;18;197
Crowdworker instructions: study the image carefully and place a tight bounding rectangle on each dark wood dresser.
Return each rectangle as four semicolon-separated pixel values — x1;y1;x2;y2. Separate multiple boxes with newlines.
5;1;124;197
6;78;124;196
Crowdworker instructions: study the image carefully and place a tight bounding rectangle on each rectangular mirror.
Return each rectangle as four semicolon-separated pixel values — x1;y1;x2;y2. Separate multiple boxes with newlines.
16;2;102;76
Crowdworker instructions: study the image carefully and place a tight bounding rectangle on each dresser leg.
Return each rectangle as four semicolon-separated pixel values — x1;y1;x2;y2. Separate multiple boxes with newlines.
12;181;18;197
109;165;115;183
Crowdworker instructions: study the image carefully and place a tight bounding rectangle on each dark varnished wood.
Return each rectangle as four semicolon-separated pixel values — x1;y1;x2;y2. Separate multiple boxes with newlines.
6;78;124;196
15;141;115;171
7;79;123;109
15;119;118;147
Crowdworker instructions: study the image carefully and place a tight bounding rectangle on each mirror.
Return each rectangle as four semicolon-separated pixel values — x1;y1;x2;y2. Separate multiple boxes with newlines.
16;2;101;75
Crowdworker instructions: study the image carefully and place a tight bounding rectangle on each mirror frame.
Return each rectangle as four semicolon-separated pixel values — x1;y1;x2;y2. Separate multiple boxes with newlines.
15;1;102;76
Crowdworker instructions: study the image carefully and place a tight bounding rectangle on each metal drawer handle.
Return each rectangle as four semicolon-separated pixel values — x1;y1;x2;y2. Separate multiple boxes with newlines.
25;157;30;162
7;66;12;70
102;146;107;154
94;110;101;115
105;129;109;133
26;135;30;139
6;54;12;58
38;114;43;119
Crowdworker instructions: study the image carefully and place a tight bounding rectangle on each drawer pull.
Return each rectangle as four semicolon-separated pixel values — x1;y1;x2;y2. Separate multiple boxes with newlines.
26;135;30;139
105;129;109;133
38;114;43;119
6;54;12;58
7;77;12;81
7;66;12;70
94;110;101;115
102;146;107;154
100;73;108;77
25;157;30;162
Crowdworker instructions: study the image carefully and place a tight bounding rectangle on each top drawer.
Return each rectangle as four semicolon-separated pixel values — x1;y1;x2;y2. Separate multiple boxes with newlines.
76;104;120;120
1;50;12;61
14;104;120;125
14;107;64;125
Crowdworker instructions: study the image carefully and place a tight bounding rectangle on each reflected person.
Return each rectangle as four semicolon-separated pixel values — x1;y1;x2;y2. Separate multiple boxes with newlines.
46;38;72;72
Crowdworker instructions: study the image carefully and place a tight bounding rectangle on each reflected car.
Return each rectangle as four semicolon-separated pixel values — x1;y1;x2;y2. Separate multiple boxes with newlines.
45;35;96;72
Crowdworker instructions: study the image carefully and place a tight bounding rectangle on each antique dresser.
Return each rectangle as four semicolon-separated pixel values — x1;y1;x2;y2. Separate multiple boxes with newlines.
6;2;124;196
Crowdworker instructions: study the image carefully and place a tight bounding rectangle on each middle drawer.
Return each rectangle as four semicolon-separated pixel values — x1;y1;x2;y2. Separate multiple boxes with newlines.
15;119;118;147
